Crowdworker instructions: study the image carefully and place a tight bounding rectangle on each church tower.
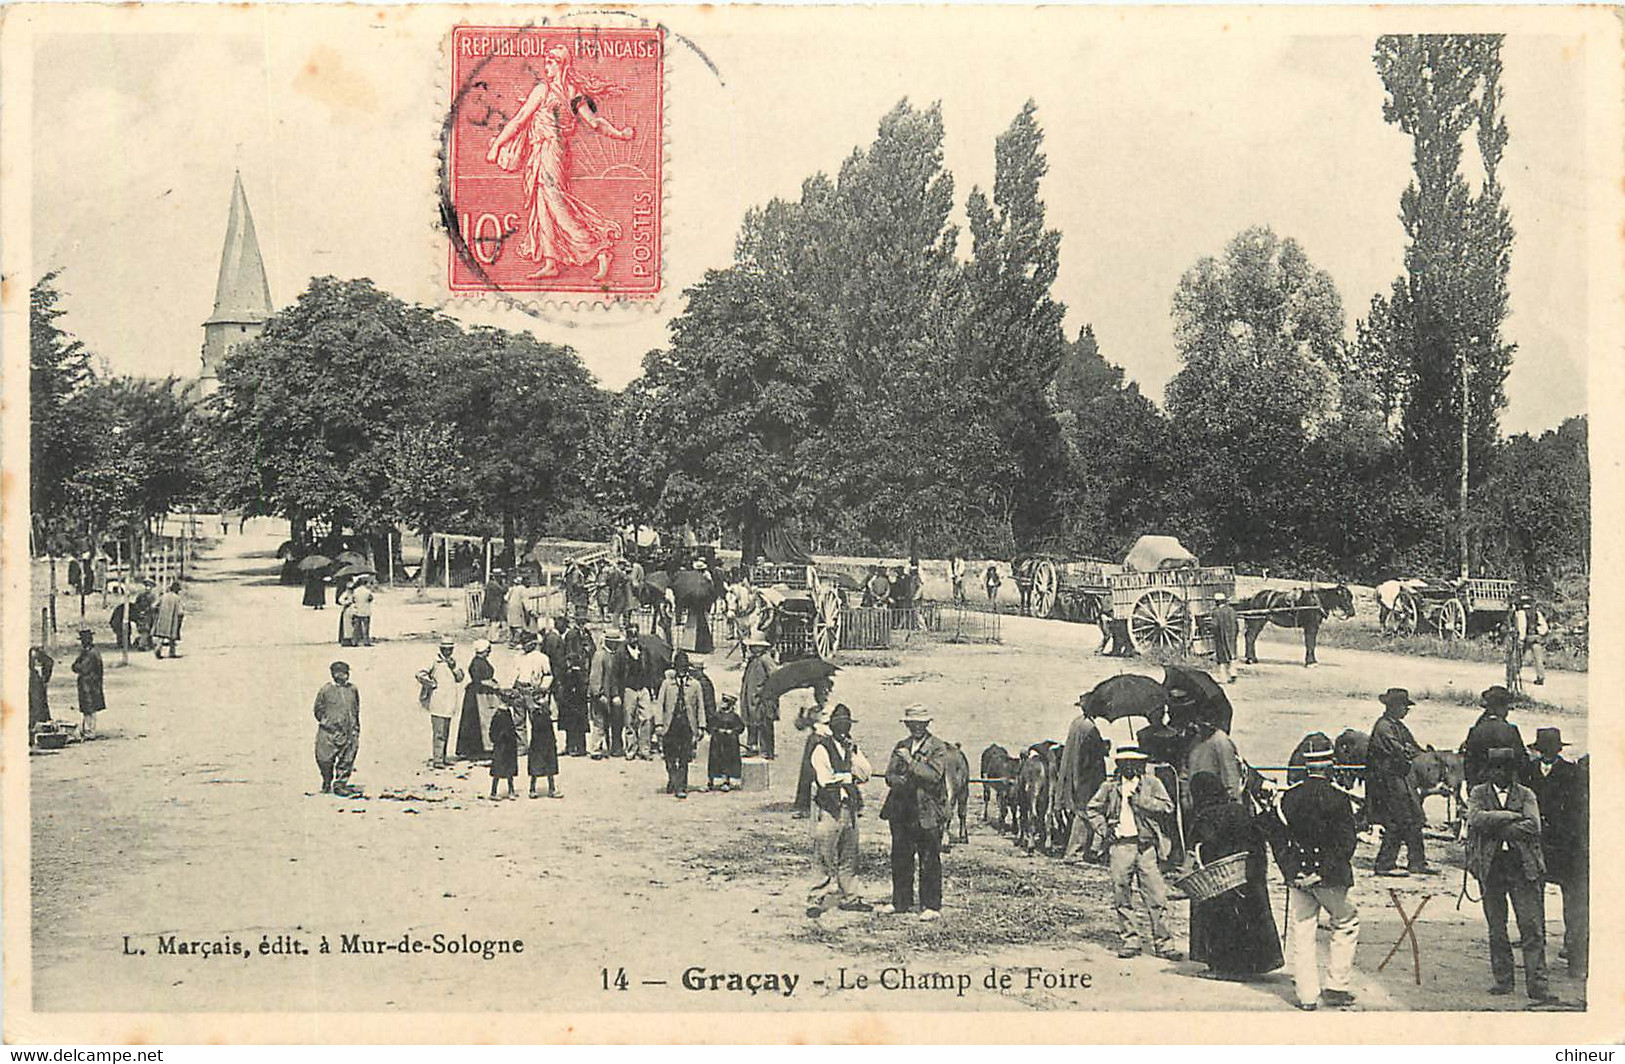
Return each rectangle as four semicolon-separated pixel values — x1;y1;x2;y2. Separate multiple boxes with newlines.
200;172;273;396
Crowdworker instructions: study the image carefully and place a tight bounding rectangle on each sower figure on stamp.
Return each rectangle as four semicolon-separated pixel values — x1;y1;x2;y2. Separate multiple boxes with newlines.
878;704;950;921
1262;733;1359;1011
313;661;360;796
1084;747;1181;961
1466;747;1557;1004
486;43;635;283
806;704;873;918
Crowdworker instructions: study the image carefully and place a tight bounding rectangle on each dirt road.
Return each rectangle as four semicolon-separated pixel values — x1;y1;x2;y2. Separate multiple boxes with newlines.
26;525;1587;1017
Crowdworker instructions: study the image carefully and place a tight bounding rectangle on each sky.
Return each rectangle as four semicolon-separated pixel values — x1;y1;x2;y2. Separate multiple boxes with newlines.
29;8;1593;435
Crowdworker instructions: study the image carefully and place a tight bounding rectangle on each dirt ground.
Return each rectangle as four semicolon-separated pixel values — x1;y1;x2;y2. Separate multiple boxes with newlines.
26;523;1588;1014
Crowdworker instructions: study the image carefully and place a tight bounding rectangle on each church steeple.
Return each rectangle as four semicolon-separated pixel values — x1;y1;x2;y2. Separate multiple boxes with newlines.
200;172;273;393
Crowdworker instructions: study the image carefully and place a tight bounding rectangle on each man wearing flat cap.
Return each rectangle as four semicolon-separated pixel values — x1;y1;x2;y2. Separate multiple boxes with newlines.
1462;686;1524;790
313;661;361;796
878;704;951;920
1524;726;1588;984
1368;687;1432;876
1465;746;1556;1003
1085;746;1180;960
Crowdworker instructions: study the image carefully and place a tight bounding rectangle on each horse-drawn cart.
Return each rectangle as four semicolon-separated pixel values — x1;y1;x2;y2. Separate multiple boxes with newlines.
749;561;845;661
1110;565;1236;655
1026;556;1116;622
1387;576;1514;639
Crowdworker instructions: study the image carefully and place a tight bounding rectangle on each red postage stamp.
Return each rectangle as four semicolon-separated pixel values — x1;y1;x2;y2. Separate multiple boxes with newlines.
447;26;664;298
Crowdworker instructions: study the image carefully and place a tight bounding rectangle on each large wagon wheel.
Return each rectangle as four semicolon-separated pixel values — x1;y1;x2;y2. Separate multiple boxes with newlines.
1438;597;1467;640
813;587;844;659
1392;590;1420;635
1031;559;1059;619
1128;589;1189;655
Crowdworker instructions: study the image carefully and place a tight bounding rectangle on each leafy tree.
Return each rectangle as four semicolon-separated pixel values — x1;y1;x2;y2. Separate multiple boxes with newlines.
960;100;1070;547
1050;326;1172;558
377;424;477;589
207;276;461;551
1163;227;1348;565
30;272;95;539
1374;34;1515;503
433;326;607;559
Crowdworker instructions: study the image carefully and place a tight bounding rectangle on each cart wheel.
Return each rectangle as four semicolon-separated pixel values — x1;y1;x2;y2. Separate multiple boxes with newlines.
1129;589;1189;655
1031;559;1058;619
813;588;843;659
1393;591;1419;636
1440;597;1467;640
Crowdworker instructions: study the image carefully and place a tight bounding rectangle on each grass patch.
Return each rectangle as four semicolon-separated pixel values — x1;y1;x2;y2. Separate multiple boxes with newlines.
837;651;903;668
1315;626;1587;673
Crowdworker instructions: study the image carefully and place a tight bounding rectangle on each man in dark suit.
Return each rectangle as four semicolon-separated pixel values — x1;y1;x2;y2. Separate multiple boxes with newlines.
1523;727;1588;985
878;704;950;920
1466;747;1555;1003
1461;685;1523;789
1267;734;1360;1011
1368;687;1432;876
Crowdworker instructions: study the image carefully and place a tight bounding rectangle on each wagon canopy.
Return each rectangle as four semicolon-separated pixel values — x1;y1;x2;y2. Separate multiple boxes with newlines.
761;524;815;565
1123;535;1199;573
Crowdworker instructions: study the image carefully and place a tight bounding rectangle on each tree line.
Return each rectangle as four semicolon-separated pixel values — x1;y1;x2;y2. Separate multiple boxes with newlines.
29;34;1588;596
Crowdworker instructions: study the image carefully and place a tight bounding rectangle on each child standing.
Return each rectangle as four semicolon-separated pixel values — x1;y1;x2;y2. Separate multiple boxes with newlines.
488;697;519;800
707;694;745;791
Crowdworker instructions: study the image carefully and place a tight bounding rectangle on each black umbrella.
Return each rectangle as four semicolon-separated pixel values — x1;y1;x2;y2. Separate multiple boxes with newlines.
1081;674;1168;723
297;554;333;572
333;562;377;580
671;569;716;608
1162;664;1233;733
760;658;840;704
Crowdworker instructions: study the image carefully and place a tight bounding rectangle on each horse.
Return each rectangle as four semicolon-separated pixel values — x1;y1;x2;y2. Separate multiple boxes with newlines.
1235;584;1354;667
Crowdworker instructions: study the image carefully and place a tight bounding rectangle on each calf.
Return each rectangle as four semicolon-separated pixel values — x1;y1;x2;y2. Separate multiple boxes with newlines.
980;743;1020;830
1015;741;1061;854
940;743;970;852
1410;747;1465;828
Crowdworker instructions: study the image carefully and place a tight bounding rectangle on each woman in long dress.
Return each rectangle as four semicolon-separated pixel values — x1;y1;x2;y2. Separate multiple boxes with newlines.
707;694;745;791
1185;771;1283;978
456;640;500;759
335;581;355;646
485;44;636;282
302;571;327;609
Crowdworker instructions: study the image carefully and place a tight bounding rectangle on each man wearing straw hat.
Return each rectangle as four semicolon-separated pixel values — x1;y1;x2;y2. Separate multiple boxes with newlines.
1085;746;1180;960
1270;734;1360;1010
878;704;951;920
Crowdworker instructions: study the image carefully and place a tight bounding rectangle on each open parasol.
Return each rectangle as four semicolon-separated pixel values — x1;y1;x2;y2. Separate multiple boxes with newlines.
297;554;333;572
335;550;369;568
670;569;716;608
1162;663;1233;733
1081;674;1168;723
760;658;840;704
333;562;377;581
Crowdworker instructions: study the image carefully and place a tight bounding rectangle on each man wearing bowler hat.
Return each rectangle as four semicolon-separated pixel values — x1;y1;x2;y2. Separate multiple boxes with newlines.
1085;746;1180;960
1368;687;1433;876
878;704;951;920
1465;746;1556;1003
1524;727;1588;984
1461;685;1524;790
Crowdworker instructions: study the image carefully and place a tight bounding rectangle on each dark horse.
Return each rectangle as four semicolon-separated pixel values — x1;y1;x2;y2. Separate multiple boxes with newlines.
1235;585;1355;667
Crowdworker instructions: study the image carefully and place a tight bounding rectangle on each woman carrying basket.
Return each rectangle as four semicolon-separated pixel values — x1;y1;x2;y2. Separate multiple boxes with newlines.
1184;771;1282;978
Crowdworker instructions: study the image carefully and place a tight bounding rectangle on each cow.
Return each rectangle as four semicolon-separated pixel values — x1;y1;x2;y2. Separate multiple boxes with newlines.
1332;728;1369;793
1015;740;1063;854
1410;747;1465;830
940;744;971;852
979;743;1020;831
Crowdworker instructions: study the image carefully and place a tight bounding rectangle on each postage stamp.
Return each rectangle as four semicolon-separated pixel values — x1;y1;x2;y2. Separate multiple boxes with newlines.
446;25;664;299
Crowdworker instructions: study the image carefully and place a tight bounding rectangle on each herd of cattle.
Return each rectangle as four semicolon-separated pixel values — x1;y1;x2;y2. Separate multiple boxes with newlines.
920;730;1471;857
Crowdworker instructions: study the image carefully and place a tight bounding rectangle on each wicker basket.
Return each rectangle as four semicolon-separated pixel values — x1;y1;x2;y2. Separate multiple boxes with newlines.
1172;851;1249;903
